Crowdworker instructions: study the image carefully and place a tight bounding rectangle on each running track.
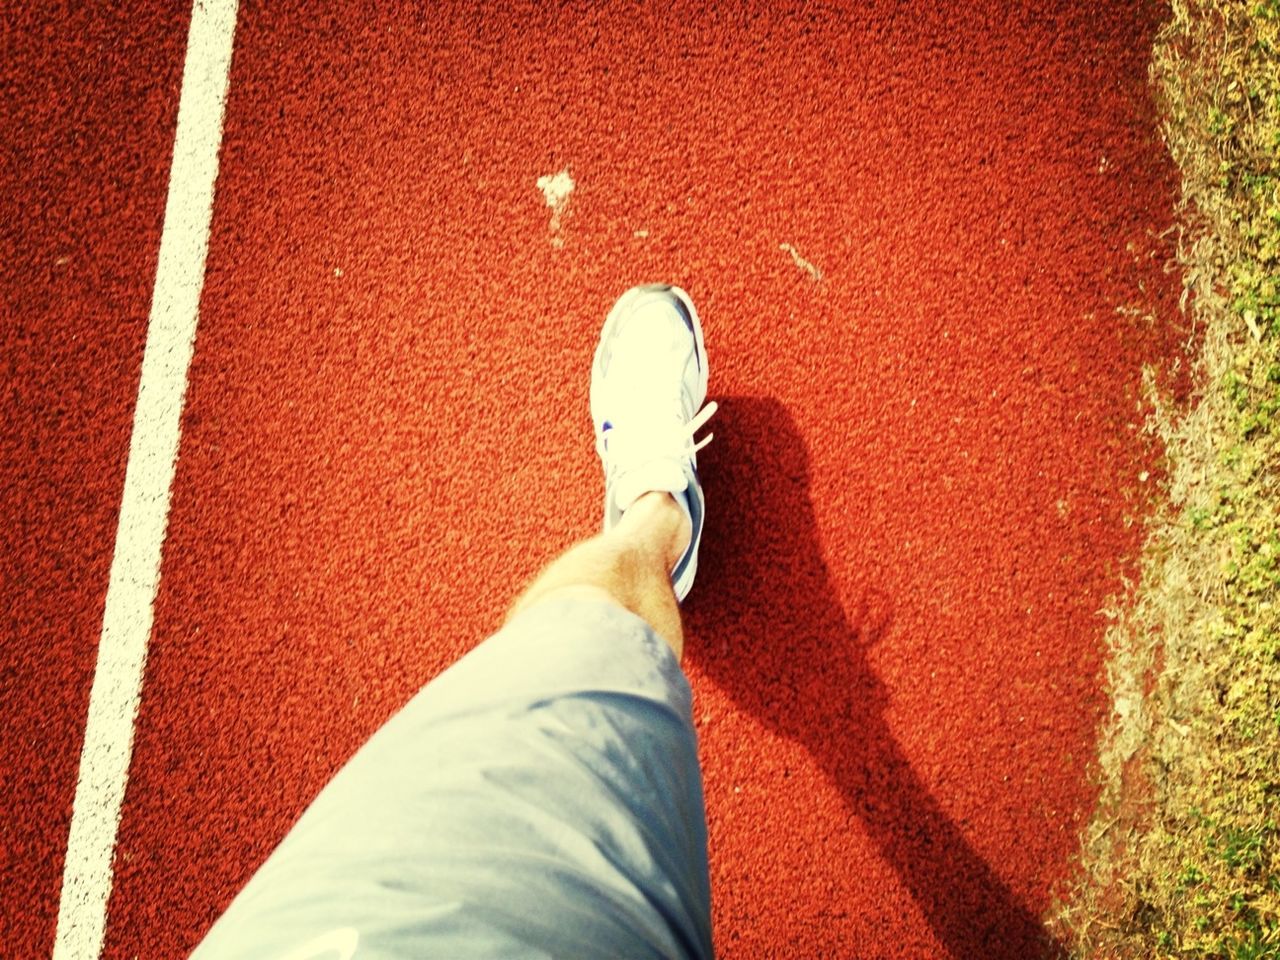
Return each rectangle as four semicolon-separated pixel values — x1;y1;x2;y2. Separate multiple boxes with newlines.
4;1;1190;957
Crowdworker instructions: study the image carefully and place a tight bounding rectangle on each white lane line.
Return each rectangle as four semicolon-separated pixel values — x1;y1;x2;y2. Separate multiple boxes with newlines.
53;2;239;957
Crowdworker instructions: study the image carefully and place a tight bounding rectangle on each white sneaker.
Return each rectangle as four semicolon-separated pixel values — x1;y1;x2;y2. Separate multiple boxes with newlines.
590;284;717;604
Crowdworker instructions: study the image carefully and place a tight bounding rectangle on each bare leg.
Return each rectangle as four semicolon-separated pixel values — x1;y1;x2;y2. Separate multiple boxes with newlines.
504;491;693;660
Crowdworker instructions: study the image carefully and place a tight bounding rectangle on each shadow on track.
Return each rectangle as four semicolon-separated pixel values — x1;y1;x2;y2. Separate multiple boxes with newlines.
686;395;1066;960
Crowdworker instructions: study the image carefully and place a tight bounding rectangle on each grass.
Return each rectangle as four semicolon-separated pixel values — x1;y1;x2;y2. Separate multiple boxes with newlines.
1049;0;1280;956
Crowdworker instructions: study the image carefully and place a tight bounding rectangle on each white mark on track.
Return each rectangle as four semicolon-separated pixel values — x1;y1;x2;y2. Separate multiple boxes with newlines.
536;167;574;247
780;242;822;282
52;2;239;958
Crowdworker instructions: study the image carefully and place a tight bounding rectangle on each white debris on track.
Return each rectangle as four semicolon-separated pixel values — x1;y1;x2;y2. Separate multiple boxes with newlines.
536;168;574;247
780;242;822;282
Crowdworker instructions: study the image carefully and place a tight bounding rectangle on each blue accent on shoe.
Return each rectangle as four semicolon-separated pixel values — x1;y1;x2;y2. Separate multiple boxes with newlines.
671;472;704;605
670;488;691;524
670;300;701;371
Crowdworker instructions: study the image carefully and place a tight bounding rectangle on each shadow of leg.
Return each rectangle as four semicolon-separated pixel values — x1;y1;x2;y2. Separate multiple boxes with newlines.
687;395;1067;959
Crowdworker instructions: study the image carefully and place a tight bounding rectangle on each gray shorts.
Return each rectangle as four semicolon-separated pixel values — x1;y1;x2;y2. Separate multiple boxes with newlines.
191;595;714;960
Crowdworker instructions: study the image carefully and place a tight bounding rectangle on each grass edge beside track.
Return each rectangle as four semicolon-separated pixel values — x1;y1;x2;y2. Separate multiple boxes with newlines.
1052;0;1280;956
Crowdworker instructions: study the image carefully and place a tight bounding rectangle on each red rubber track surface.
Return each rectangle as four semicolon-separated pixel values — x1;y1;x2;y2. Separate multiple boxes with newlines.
0;5;189;955
5;1;1190;957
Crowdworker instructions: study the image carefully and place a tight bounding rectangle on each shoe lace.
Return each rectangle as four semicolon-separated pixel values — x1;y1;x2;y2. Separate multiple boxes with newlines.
600;399;719;468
